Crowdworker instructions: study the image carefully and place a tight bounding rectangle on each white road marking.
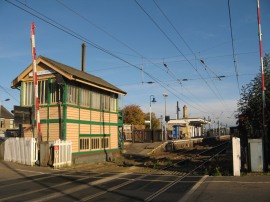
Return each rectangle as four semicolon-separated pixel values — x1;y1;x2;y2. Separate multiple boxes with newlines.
179;175;208;202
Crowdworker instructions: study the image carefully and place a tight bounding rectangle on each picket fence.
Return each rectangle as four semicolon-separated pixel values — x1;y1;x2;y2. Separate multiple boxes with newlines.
4;138;72;168
53;139;72;168
4;137;38;166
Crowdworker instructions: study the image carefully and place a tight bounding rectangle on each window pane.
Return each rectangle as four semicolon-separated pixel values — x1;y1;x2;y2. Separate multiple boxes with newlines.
10;119;14;129
24;82;33;106
92;91;100;109
91;138;100;150
110;94;116;112
80;138;90;151
68;85;78;104
102;94;110;111
80;88;90;107
51;82;63;104
38;80;48;104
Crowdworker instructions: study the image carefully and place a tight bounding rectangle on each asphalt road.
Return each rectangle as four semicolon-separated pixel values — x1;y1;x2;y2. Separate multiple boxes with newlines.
1;160;270;202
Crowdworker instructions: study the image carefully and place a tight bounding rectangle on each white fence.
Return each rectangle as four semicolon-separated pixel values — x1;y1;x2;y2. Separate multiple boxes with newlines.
232;137;241;176
53;139;72;168
4;137;38;166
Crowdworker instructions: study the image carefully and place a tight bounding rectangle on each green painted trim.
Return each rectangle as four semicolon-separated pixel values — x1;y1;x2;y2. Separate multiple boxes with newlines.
72;147;120;155
65;119;119;126
78;89;81;151
65;103;118;114
46;107;49;141
48;78;52;104
47;79;52;141
79;134;111;137
40;119;60;124
62;85;67;140
20;82;24;106
40;117;121;125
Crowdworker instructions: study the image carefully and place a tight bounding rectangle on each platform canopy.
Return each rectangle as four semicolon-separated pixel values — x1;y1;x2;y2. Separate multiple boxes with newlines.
168;118;210;127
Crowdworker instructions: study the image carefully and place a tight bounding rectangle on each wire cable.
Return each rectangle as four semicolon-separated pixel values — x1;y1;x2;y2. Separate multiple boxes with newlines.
228;0;241;97
4;0;228;115
135;0;229;111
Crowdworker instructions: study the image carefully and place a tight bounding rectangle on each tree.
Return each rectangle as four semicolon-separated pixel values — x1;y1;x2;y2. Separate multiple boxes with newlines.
237;53;270;170
122;105;144;125
144;112;160;129
237;53;270;137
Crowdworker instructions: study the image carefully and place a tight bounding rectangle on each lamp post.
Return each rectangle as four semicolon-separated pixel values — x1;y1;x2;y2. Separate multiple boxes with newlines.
163;93;168;140
160;115;163;141
149;95;156;129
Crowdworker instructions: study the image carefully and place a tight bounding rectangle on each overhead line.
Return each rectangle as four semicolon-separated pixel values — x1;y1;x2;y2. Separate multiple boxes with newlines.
5;0;211;114
135;0;229;111
55;0;207;112
153;0;196;57
227;0;241;97
153;0;229;111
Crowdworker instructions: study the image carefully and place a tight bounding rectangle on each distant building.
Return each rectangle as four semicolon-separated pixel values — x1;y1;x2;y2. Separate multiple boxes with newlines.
11;55;126;163
167;105;209;139
0;105;14;135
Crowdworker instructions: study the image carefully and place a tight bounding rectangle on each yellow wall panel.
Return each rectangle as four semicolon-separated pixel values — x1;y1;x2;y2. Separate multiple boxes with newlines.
67;107;79;119
66;123;79;152
80;124;90;134
80;109;90;121
110;126;118;149
49;123;60;141
91;111;100;122
101;112;110;122
49;107;62;119
100;125;110;134
39;107;47;120
91;125;100;134
110;126;117;135
110;114;118;123
110;134;118;149
40;124;48;141
66;135;78;153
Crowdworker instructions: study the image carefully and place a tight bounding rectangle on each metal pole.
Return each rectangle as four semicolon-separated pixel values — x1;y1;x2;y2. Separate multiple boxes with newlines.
150;95;152;130
31;22;41;140
163;93;168;141
256;0;267;172
149;95;156;129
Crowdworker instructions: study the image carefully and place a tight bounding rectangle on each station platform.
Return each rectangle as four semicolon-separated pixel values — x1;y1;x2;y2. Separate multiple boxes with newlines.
121;141;165;156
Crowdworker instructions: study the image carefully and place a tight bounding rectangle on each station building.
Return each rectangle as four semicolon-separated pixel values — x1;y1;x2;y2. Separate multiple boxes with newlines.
167;105;209;139
11;55;126;163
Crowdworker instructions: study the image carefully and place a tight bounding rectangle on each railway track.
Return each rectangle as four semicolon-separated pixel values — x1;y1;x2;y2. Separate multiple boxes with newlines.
81;140;231;201
0;140;231;202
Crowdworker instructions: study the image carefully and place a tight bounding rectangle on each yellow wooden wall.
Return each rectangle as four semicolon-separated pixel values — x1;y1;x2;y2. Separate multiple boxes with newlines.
66;122;79;152
27;105;119;153
66;106;119;153
110;126;118;148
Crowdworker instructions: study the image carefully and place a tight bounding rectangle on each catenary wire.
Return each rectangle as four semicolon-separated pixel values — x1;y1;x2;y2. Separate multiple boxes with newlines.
134;0;230;113
4;0;212;114
228;0;241;97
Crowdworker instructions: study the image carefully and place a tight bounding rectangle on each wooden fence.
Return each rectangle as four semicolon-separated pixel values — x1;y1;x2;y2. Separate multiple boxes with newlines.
53;139;72;168
4;137;38;166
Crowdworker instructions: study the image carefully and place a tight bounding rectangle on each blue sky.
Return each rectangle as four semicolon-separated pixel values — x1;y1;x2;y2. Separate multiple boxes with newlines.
1;0;270;127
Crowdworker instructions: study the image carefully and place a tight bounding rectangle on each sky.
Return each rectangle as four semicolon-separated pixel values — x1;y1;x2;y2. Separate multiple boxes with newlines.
1;0;270;128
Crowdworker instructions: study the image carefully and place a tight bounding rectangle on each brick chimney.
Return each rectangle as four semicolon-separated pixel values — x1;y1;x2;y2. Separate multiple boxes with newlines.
81;43;86;72
183;105;188;118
